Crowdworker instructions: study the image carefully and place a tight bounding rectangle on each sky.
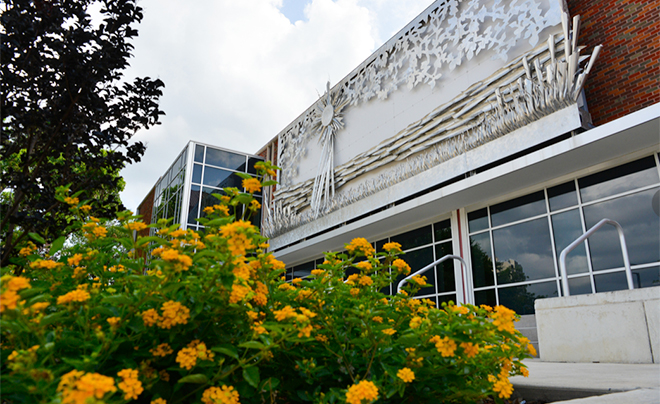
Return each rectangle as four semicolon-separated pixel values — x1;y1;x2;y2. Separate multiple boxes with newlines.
119;0;433;211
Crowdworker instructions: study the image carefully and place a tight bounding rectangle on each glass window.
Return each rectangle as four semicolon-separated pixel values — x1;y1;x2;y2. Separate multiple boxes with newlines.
474;289;496;307
492;218;555;284
594;271;629;293
194;144;205;163
437;294;456;306
548;181;578;211
391;225;432;250
584;188;660;271
578;156;659;202
468;208;489;233
632;266;660;289
434;219;452;242
247;157;261;174
293;261;315;278
402;247;434;296
551;209;589;275
192;164;203;184
567;276;593;296
470;233;494;287
203;166;242;189
206;147;246;171
434;243;455;293
490;191;546;227
498;281;558;315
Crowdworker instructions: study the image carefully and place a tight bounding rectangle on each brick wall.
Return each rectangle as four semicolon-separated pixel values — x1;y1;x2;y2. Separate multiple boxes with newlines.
567;0;659;126
136;186;156;238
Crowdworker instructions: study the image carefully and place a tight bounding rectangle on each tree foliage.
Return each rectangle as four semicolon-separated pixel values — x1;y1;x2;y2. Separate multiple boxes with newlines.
1;0;164;267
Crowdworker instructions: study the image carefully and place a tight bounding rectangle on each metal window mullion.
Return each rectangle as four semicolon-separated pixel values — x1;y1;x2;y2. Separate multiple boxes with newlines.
575;177;597;294
544;187;563;296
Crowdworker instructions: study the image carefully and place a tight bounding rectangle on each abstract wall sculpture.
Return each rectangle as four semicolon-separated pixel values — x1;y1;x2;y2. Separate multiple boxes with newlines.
265;5;601;240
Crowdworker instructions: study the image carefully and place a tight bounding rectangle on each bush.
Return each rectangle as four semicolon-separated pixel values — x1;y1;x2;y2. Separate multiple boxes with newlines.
0;163;534;404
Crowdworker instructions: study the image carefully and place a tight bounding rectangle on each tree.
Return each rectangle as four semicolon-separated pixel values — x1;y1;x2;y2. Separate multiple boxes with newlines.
1;0;165;268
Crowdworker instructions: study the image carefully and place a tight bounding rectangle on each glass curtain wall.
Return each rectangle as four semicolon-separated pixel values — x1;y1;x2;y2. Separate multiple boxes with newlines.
467;154;660;314
151;147;188;230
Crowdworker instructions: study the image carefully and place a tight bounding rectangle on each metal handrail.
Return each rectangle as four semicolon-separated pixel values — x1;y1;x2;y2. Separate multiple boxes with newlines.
558;218;633;297
397;254;468;295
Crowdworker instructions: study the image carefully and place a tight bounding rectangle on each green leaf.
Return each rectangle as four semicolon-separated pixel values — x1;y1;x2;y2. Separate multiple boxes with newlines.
261;180;278;187
135;236;166;248
242;366;260;388
177;374;209;384
260;377;280;391
211;345;239;360
238;341;265;350
26;293;52;306
100;295;133;305
40;311;67;326
234;172;252;179
49;236;66;255
28;232;45;244
19;288;45;300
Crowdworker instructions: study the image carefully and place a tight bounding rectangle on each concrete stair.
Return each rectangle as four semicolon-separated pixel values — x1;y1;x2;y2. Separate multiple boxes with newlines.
516;314;539;357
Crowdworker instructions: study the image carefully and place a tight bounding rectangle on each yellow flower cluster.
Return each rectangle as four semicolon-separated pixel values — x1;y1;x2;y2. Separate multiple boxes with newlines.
150;343;174;357
64;196;79;205
346;238;375;257
57;370;116;404
82;218;108;240
18;241;37;256
124;222;148;232
345;380;379;404
491;305;517;333
67;254;83;267
355;261;372;272
175;340;215;370
372;316;383;323
381;328;396;336
382;242;402;253
151;399;167;404
220;221;256;256
411;275;427;286
392;259;411;275
358;276;373;286
397;367;415;383
448;304;469;315
141;301;190;329
311;269;325;276
409;316;422;329
204;204;230;216
460;342;479;358
117;368;143;400
106;317;121;328
202;385;240;404
429;335;457;357
30;259;64;270
57;289;91;305
152;248;193;271
242;178;262;194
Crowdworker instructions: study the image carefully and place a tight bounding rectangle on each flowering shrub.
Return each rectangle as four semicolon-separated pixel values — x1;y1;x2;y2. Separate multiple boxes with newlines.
1;161;533;404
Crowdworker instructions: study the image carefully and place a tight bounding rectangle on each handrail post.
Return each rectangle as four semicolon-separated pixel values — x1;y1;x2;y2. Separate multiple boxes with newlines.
559;218;633;297
397;254;469;298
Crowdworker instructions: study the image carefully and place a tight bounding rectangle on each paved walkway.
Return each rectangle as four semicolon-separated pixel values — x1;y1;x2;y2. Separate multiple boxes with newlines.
511;359;660;403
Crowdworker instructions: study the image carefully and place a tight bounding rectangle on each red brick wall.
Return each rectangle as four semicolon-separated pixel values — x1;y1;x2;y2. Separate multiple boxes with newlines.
136;186;156;238
567;0;660;126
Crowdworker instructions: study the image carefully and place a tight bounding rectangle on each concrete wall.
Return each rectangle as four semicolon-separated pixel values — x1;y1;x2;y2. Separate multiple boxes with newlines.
536;287;660;363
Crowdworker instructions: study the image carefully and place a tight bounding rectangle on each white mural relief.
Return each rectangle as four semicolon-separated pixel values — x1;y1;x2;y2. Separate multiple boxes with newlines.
277;0;562;188
263;10;601;239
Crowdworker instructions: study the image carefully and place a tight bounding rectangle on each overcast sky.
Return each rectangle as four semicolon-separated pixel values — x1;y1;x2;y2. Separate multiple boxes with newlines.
119;0;433;211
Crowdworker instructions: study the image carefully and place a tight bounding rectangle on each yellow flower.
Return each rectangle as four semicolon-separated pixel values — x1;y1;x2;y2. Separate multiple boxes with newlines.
311;269;325;276
18;242;37;257
291;278;302;285
278;283;295;291
520;367;529;377
249;199;261;210
346;238;375;257
220;221;256;256
141;309;160;327
4;276;31;292
392;259;411;275
202;385;240;404
382;242;402;253
150;343;174;357
57;370;116;404
460;342;479;358
382;328;396;336
449;304;469;315
0;290;20;312
297;323;313;338
252;281;268;306
397;367;415;383
117;368;143;400
67;254;83;267
409;316;422;329
345;380;378;404
372;316;383;323
315;334;329;343
64;196;79;205
489;374;514;399
491;305;517;333
429;335;457;357
159;300;190;329
124;222;147;232
107;317;121;328
527;343;537;356
358;276;373;286
229;284;251;304
411;275;427;286
355;261;372;272
350;288;360;296
273;305;296;321
57;289;90;305
152;399;167;404
30;259;64;270
242;178;262;194
79;205;92;213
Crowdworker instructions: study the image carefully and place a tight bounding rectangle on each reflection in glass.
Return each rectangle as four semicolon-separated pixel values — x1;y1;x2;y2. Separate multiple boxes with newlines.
468;208;489;233
632;266;660;289
293;261;315;278
194;144;205;163
490;191;546;227
493;218;555;284
551;209;589;275
203;166;242;189
474;289;496;307
188;185;200;225
567;276;592;295
247;157;261;174
499;281;557;315
434;242;455;293
434;219;452;241
391;226;432;250
206;147;246;171
192;164;202;184
578;156;658;202
403;247;435;296
438;294;456;306
584;188;660;270
548;181;578;211
594;271;628;293
470;233;494;287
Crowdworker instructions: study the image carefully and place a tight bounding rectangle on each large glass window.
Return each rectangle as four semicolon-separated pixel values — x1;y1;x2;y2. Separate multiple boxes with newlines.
467;154;660;313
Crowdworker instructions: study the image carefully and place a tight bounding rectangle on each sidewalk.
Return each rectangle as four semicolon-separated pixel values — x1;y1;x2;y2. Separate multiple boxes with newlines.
511;360;660;403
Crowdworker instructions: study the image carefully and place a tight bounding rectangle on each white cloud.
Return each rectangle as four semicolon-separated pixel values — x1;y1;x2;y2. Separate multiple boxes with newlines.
120;0;432;210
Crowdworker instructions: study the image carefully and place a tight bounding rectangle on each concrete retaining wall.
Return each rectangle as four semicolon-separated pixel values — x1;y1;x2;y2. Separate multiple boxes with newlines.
535;287;660;363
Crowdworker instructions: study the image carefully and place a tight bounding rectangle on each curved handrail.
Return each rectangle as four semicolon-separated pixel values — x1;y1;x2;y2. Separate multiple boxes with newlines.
397;254;468;295
558;218;633;297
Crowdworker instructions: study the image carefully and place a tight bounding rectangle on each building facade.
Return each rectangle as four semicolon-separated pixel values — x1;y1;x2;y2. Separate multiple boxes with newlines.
254;0;659;319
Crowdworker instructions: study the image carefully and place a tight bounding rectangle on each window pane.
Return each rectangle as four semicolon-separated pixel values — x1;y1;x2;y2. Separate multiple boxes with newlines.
474;289;496;307
470;233;494;287
402;247;435;296
468;208;489;233
551;209;589;275
567;276;593;296
584;188;660;270
437;294;456;306
594;271;628;293
434;242;455;293
490;191;546;227
194;144;205;163
192;164;203;184
391;225;432;250
293;261;315;278
493;218;556;284
434;219;452;242
632;266;660;289
548;181;578;211
498;281;558;315
247;157;262;174
375;239;388;252
206;147;246;171
187;185;200;225
203;166;242;189
249;196;262;228
578;156;659;202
